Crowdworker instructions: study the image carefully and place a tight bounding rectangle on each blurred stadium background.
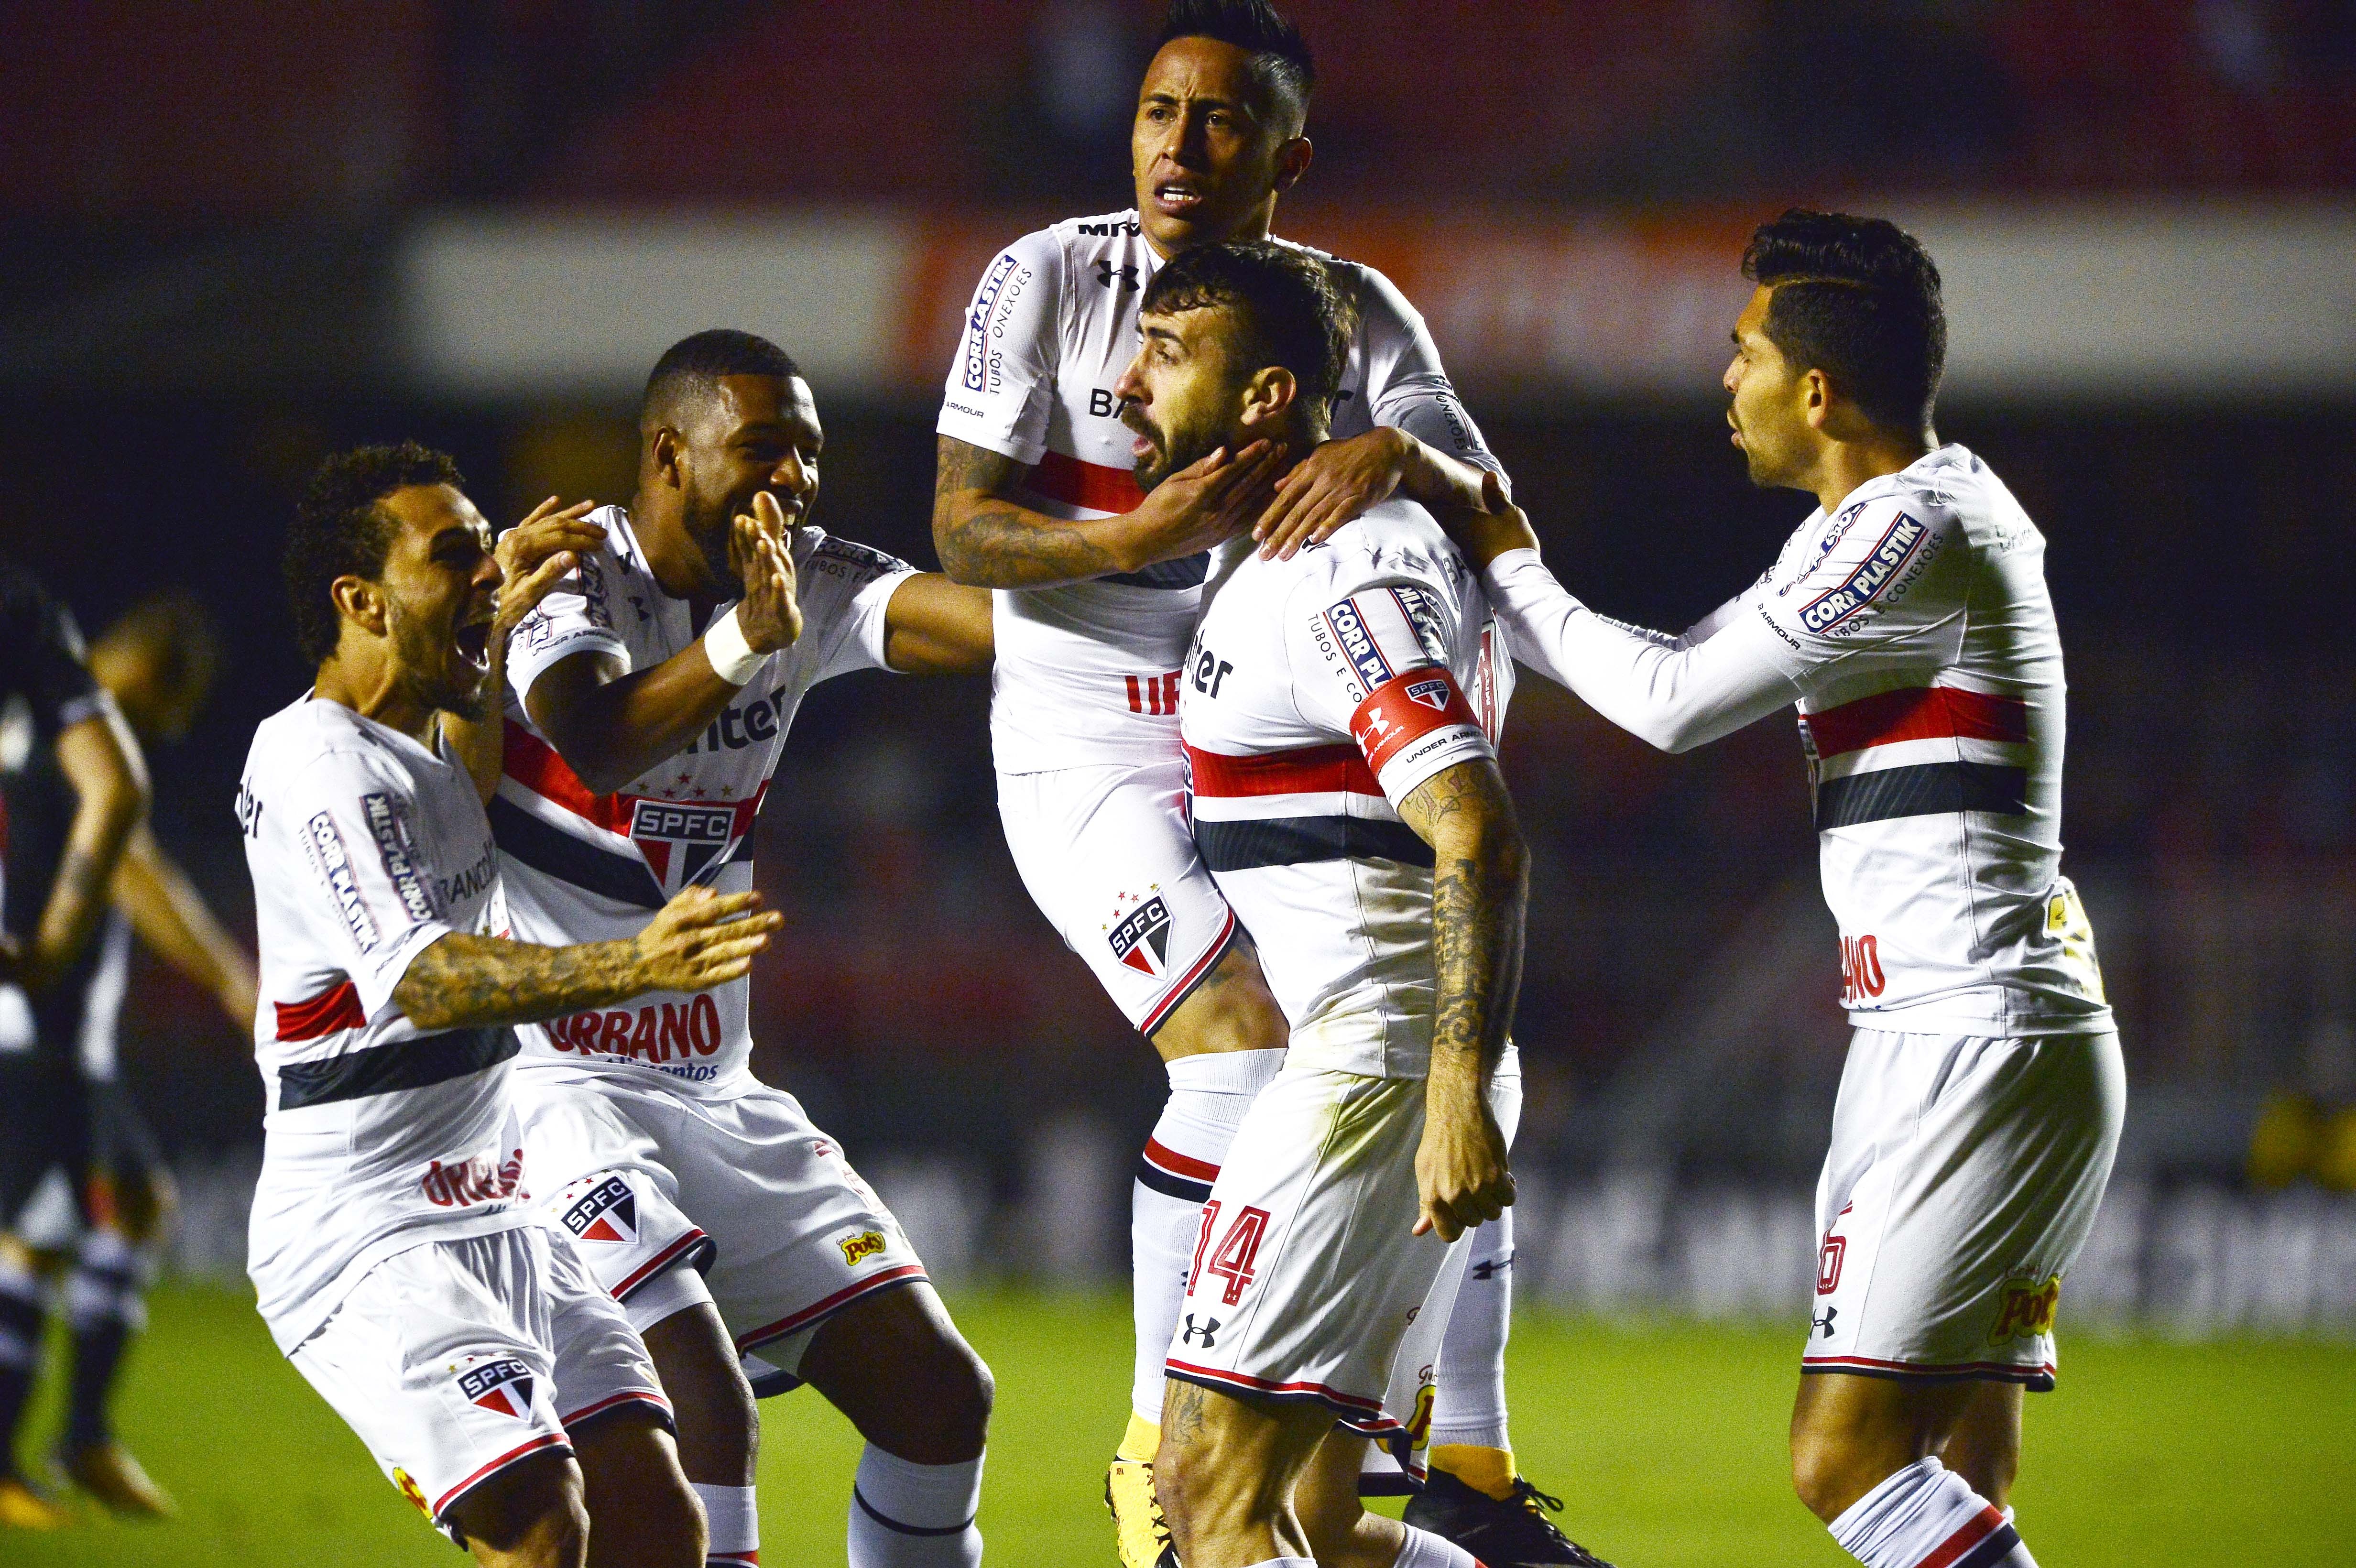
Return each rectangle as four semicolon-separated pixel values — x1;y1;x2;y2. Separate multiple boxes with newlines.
3;1;2353;1562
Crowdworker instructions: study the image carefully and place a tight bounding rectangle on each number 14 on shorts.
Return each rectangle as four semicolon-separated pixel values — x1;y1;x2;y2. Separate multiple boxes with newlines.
1188;1200;1272;1307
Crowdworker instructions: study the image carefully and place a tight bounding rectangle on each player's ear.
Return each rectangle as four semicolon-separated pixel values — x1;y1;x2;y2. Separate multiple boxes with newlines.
1274;136;1312;195
1801;367;1835;432
1239;365;1297;431
328;574;390;640
648;425;686;490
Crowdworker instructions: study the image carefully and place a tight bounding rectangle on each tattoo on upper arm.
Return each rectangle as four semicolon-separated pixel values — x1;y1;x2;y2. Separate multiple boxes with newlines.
931;437;1117;588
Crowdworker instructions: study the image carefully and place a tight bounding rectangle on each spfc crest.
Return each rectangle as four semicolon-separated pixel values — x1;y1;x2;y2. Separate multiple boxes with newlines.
458;1358;536;1419
1108;894;1174;977
1404;676;1452;712
629;799;736;893
561;1176;638;1245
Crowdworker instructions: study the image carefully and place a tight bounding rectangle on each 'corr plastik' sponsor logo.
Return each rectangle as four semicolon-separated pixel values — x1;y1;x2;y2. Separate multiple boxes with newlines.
1800;512;1932;633
1323;599;1394;689
306;811;379;952
962;252;1028;393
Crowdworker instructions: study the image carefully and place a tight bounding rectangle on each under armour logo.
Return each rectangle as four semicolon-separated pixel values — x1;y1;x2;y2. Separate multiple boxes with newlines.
1811;1307;1838;1339
1096;260;1140;290
1180;1314;1220;1347
1470;1251;1516;1281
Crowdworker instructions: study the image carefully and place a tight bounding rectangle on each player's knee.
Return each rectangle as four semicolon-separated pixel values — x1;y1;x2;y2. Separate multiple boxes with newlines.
1789;1428;1872;1524
447;1453;588;1568
908;1334;995;1459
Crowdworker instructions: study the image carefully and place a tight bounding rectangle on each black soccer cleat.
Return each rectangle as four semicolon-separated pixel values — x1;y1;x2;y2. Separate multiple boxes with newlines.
1403;1469;1618;1567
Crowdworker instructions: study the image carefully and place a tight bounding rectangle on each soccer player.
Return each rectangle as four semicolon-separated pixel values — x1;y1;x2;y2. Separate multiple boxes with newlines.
0;555;147;1530
0;593;257;1519
934;5;1578;1557
1126;240;1525;1568
247;442;765;1567
495;330;998;1568
1451;211;2124;1568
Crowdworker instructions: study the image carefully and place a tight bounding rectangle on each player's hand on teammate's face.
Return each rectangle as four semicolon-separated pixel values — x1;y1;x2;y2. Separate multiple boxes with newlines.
732;492;804;654
631;885;785;994
494;498;604;640
1439;472;1541;572
1254;426;1413;561
1127;439;1284;567
1412;1098;1515;1243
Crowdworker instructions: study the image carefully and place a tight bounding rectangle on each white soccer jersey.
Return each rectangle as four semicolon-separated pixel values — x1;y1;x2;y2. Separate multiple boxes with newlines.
1178;501;1511;1078
239;697;523;1353
938;209;1503;773
496;505;914;1088
1483;444;2111;1035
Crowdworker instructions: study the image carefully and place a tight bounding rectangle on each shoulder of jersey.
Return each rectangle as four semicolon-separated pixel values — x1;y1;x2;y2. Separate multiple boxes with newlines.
250;696;377;775
1282;499;1453;591
582;504;642;568
798;527;905;582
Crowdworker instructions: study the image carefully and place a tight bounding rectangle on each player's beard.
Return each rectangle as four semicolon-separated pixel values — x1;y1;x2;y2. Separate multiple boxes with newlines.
1130;413;1222;494
678;484;736;588
388;598;490;721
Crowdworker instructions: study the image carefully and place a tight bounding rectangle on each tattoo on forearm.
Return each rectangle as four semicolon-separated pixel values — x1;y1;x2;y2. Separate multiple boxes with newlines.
933;438;1118;588
1403;765;1527;1071
393;932;634;1032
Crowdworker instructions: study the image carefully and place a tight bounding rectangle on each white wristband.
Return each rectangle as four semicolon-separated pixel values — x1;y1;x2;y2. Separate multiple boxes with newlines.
702;606;770;686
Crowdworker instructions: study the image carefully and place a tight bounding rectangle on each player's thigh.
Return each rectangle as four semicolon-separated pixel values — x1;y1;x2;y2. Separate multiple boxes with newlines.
1789;1368;1988;1519
441;1448;586;1568
567;1404;701;1568
798;1278;993;1464
288;1231;578;1546
997;761;1245;1040
665;1085;927;1379
520;1077;714;1322
0;1054;84;1231
1808;1030;2124;1390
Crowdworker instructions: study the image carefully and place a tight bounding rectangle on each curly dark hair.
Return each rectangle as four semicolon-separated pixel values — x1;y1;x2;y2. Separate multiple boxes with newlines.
284;442;464;665
1140;239;1354;423
1742;209;1946;432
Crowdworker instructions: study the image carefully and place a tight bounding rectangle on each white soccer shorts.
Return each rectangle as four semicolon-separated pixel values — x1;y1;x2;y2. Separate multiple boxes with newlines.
1164;1051;1522;1481
514;1063;926;1378
1806;1026;2126;1389
996;759;1239;1035
286;1224;669;1543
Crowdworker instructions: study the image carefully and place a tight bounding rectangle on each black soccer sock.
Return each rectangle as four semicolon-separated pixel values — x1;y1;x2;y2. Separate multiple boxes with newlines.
0;1256;44;1476
62;1230;146;1452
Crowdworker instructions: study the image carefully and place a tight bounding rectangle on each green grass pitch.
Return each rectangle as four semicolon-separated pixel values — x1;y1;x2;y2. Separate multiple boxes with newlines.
8;1283;2351;1564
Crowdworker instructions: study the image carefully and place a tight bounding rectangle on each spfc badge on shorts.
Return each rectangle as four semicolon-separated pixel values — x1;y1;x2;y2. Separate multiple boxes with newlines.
839;1229;887;1267
629;799;737;893
1108;894;1173;977
562;1176;638;1245
1404;676;1452;711
1989;1274;2061;1344
459;1358;537;1419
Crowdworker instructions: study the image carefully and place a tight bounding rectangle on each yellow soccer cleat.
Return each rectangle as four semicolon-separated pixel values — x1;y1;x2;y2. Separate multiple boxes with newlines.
1105;1456;1177;1568
0;1474;71;1529
60;1443;176;1519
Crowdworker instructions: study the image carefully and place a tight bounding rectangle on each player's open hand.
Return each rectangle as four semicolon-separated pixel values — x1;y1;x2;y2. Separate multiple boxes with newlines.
630;886;784;994
1413;1096;1515;1242
1253;426;1417;560
1122;439;1284;568
732;492;804;654
1439;471;1541;571
495;498;604;641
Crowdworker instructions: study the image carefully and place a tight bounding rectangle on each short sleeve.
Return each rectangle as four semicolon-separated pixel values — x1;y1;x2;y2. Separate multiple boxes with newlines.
1350;265;1504;480
275;750;459;1020
937;229;1063;465
1750;495;1964;685
508;542;631;704
799;532;918;683
1287;571;1494;807
0;561;106;735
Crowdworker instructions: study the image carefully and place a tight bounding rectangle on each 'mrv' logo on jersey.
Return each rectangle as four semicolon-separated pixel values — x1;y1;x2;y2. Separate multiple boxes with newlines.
562;1176;638;1244
1108;895;1173;977
1324;601;1393;689
629;800;734;891
458;1359;536;1419
1800;512;1931;633
1404;676;1453;712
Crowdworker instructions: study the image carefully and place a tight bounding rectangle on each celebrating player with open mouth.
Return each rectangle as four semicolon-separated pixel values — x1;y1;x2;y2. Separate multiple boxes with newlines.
933;4;1597;1561
1451;211;2124;1568
243;444;780;1567
493;331;1000;1568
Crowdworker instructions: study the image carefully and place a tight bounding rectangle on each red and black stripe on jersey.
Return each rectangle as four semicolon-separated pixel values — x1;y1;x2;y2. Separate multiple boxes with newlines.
1803;685;2030;831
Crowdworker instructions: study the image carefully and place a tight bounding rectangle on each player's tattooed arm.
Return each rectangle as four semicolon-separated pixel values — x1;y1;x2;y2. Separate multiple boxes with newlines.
1397;756;1527;1242
391;886;782;1032
931;434;1281;588
21;710;149;994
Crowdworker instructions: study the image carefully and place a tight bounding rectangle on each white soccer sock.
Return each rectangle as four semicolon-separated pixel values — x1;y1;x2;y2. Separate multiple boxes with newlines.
1395;1523;1484;1567
1130;1048;1285;1422
1430;1203;1514;1452
847;1445;984;1568
693;1482;758;1568
1830;1457;2038;1568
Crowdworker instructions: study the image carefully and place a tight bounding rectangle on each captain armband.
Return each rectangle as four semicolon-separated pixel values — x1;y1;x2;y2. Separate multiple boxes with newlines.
1348;667;1485;778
